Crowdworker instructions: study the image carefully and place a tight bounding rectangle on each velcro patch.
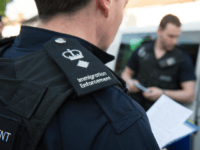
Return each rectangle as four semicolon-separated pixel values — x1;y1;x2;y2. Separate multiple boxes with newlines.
0;115;20;150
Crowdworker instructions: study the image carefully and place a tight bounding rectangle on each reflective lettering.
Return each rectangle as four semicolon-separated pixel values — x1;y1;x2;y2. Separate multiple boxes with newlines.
5;132;11;142
0;130;12;142
0;130;6;141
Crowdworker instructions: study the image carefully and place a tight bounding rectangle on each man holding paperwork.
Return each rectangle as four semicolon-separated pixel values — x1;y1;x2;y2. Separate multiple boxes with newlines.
122;14;196;111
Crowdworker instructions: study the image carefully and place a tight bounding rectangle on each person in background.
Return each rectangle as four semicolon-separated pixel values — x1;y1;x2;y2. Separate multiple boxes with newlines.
121;14;196;150
122;14;195;111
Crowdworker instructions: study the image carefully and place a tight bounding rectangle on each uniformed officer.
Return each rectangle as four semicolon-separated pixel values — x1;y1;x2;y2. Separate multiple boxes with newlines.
122;14;196;111
0;0;160;150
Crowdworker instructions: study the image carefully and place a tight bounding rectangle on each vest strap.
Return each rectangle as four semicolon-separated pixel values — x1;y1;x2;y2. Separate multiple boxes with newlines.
0;78;47;119
0;77;74;150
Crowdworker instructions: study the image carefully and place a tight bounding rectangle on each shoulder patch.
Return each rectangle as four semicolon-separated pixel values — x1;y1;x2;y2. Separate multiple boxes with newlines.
92;87;143;134
44;37;119;97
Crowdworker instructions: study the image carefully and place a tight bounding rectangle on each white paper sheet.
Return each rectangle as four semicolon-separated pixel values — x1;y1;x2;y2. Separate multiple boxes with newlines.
168;121;195;144
147;95;193;148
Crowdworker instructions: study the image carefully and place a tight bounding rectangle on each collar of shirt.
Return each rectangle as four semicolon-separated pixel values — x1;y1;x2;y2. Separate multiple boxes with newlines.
13;26;114;64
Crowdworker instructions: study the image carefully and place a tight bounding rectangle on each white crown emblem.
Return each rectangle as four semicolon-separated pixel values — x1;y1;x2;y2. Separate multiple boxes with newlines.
62;49;84;61
77;60;89;68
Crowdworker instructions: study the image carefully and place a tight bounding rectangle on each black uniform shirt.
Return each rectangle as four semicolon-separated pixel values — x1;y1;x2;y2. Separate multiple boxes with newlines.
1;26;160;150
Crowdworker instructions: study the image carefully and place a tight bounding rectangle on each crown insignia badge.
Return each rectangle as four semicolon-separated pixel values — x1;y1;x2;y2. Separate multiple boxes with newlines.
62;49;84;61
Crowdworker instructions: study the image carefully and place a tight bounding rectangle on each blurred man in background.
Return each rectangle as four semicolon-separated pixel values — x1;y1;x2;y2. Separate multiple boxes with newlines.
122;14;196;111
122;14;196;150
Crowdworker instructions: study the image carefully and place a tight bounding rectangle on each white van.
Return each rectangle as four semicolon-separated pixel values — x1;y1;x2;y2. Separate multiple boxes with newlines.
106;23;200;150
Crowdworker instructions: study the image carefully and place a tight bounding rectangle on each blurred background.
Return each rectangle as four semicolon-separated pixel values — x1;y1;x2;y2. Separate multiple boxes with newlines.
0;0;38;37
122;0;200;28
1;0;200;37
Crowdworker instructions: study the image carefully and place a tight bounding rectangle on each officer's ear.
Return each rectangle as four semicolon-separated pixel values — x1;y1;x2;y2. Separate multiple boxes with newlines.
96;0;111;18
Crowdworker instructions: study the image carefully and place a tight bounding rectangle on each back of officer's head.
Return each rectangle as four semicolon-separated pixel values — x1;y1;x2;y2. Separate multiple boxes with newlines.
34;0;128;51
35;0;92;21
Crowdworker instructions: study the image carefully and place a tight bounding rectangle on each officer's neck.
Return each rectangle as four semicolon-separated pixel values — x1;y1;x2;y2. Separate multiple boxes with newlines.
154;39;167;59
37;13;99;50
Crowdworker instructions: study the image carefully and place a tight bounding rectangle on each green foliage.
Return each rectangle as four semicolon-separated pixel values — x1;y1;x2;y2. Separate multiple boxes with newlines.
130;38;143;51
0;0;13;16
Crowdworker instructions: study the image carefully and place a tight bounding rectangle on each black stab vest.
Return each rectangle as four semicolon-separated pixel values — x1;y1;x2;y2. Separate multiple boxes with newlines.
134;42;185;90
0;37;126;150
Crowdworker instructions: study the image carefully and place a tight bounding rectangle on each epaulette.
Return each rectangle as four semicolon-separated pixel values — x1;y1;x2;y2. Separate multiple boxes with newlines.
44;37;120;97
